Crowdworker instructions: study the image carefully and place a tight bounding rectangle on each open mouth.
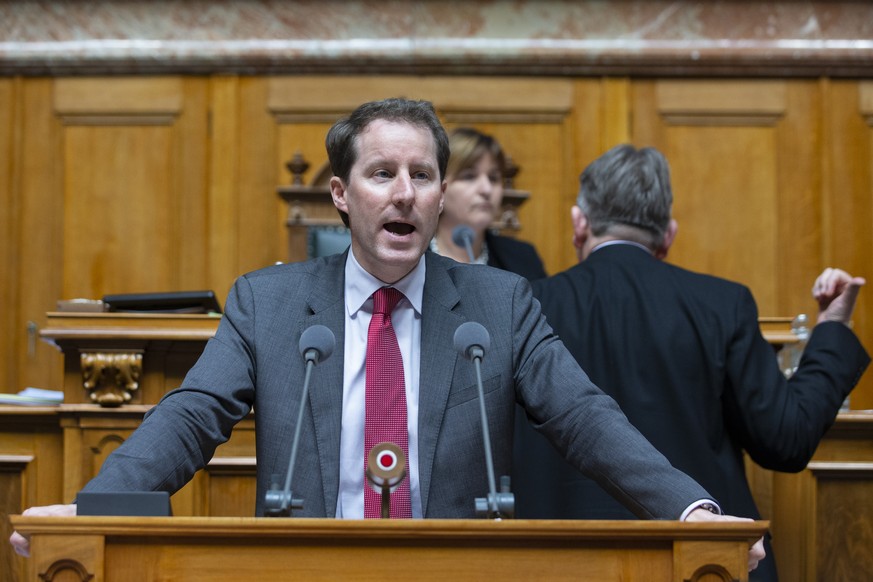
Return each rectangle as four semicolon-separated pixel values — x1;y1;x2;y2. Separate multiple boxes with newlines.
385;222;415;236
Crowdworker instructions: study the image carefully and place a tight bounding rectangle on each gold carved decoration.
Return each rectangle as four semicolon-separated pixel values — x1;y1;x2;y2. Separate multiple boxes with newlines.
80;350;143;407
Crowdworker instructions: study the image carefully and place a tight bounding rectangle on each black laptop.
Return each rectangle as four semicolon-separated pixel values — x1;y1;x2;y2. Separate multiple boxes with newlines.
102;290;222;314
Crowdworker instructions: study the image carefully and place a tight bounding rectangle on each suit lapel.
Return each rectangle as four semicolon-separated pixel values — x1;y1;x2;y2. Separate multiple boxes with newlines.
301;253;347;516
417;253;465;516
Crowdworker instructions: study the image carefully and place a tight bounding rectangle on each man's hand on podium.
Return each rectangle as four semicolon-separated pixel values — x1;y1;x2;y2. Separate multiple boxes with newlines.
686;507;766;573
9;503;77;557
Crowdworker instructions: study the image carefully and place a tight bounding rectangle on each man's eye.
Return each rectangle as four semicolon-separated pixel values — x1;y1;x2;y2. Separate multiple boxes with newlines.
374;169;392;179
489;173;501;184
413;171;431;181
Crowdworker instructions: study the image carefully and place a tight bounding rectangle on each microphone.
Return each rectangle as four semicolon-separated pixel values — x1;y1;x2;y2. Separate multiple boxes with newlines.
366;442;407;519
264;324;336;517
451;225;476;263
453;322;515;519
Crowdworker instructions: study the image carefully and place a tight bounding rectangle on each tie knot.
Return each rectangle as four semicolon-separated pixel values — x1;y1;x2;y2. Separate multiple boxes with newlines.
373;287;403;316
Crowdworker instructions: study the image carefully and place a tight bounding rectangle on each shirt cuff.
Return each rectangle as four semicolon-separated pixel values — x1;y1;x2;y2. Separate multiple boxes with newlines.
679;499;722;521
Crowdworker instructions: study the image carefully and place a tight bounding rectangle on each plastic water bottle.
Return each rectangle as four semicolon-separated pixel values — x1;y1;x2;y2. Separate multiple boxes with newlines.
779;314;809;378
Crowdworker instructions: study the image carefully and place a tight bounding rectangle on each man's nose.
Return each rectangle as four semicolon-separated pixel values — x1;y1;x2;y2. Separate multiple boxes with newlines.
392;175;415;204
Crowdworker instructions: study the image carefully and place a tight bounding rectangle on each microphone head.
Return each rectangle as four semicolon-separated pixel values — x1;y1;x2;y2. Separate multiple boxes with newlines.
299;325;336;364
453;321;490;360
451;224;475;248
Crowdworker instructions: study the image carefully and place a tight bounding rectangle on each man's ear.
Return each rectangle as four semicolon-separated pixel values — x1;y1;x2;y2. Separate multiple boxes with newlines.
654;219;678;260
329;176;348;214
571;205;588;250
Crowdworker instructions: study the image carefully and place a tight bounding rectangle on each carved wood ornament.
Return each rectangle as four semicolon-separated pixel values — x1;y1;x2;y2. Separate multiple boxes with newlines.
80;351;143;407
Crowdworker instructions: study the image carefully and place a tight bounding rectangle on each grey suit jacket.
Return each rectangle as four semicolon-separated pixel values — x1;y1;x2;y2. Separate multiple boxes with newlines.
82;250;712;519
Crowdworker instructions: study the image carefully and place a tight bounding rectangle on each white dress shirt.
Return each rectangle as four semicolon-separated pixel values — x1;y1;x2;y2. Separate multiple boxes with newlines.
336;249;425;518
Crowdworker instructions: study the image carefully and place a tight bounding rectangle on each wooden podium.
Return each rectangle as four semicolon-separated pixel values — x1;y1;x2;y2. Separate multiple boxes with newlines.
11;516;766;582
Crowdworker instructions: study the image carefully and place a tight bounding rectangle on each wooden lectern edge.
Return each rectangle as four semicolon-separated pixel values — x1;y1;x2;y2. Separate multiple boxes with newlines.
37;313;794;345
10;515;768;544
39;328;217;341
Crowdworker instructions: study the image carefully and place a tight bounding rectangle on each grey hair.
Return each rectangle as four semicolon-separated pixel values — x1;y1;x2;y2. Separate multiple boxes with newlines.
576;144;673;248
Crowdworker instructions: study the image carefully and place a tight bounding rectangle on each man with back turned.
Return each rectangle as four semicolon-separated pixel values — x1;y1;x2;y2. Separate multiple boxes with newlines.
512;143;869;581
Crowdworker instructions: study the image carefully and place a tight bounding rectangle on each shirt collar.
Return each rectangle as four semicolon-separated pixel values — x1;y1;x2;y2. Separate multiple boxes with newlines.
345;247;426;317
590;239;653;255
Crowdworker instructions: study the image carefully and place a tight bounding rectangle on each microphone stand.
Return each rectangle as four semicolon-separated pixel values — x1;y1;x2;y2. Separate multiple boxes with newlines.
470;346;501;518
455;321;515;519
264;355;313;516
264;325;334;517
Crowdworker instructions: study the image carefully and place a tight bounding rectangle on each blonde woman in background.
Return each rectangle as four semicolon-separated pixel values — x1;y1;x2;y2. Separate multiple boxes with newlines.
432;127;546;281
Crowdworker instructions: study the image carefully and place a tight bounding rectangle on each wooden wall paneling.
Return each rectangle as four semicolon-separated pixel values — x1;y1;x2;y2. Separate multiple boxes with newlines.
812;463;873;581
207;75;242;302
823;80;873;409
0;410;64;504
631;79;820;318
0;408;64;582
196;457;258;517
769;468;815;581
235;77;283;280
0;455;27;582
0;78;18;392
197;417;256;516
18;79;64;394
176;78;210;292
266;78;339;266
61;125;174;294
769;417;873;582
54;77;209;300
773;81;824;319
600;78;632;152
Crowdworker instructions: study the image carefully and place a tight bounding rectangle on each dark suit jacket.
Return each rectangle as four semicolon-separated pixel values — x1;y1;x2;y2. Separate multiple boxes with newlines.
486;231;547;281
515;243;869;580
82;250;713;519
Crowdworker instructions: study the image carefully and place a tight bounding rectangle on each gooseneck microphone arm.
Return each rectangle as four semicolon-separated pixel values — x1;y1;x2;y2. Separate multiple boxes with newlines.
264;324;335;517
451;225;476;263
453;321;515;519
472;339;499;516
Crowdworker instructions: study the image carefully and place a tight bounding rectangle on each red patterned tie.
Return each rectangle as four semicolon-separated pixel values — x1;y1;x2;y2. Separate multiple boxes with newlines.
364;287;412;518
